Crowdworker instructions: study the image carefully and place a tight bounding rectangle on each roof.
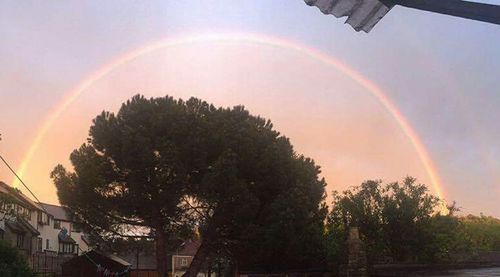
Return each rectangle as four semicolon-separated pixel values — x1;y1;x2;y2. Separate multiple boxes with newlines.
0;181;44;211
5;218;40;236
304;0;393;32
62;249;131;273
176;239;201;256
18;217;40;235
5;220;25;233
92;249;132;267
81;234;90;245
0;182;10;194
59;234;77;244
39;202;70;221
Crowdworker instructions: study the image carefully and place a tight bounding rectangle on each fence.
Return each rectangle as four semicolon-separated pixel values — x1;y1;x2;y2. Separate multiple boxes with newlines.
33;273;56;277
130;269;160;277
29;252;72;276
239;270;331;277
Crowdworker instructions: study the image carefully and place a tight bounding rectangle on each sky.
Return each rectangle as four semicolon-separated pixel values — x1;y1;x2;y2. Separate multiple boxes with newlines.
0;0;499;217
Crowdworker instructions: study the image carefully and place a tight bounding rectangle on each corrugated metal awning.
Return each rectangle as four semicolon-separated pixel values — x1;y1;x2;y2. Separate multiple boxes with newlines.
304;0;394;32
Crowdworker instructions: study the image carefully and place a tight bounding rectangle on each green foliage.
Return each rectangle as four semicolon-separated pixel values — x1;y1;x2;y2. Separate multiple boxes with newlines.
190;108;328;269
51;95;212;275
460;214;500;251
0;193;17;220
423;214;471;262
179;102;327;271
327;177;458;264
52;95;327;274
380;177;440;262
51;96;203;238
0;240;33;277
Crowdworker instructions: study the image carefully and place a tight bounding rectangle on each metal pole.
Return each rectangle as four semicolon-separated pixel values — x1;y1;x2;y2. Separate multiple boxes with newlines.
383;0;500;25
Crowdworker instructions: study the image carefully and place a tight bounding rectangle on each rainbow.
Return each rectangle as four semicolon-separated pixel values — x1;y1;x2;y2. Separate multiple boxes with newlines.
13;32;446;201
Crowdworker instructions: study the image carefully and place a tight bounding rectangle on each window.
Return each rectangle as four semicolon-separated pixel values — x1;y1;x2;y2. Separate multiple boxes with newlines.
71;223;82;233
37;211;48;224
5;204;13;214
181;258;188;266
37;211;42;223
46;239;49;250
59;242;75;254
37;237;42;252
16;234;24;248
54;220;61;229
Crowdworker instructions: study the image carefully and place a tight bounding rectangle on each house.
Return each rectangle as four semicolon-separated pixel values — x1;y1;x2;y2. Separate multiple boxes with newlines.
171;239;206;277
118;239;208;277
0;181;44;257
38;202;89;255
0;181;89;258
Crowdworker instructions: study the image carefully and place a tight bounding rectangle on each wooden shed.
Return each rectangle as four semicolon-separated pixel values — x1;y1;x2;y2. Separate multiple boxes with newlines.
61;249;131;277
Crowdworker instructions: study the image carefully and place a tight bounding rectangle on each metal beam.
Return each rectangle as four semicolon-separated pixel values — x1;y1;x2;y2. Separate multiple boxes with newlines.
383;0;500;25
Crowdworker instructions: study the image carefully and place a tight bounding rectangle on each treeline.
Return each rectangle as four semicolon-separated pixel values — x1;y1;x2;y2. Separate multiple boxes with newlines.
50;95;500;277
51;95;328;276
461;214;500;252
326;177;500;269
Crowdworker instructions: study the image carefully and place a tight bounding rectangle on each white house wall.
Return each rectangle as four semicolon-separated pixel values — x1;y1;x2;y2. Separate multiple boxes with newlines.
35;217;88;253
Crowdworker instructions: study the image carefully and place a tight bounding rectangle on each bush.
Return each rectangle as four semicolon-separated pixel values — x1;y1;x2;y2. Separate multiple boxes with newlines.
0;240;33;277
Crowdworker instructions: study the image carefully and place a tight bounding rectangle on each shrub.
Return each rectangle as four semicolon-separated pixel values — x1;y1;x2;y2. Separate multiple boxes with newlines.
0;240;33;277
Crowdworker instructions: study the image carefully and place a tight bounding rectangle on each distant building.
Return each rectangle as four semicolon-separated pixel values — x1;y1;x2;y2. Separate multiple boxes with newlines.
118;239;208;277
0;181;89;258
172;239;206;277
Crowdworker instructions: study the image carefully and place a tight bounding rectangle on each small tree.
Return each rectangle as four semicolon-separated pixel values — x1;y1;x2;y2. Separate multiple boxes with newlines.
327;177;447;265
461;214;500;252
0;240;32;277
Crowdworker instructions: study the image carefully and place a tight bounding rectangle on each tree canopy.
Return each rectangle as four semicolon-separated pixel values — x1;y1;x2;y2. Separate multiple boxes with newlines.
460;214;500;252
327;177;451;265
182;105;328;275
52;95;327;277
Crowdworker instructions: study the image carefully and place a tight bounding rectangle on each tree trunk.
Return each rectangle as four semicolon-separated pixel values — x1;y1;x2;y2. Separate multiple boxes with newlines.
156;226;168;277
182;239;210;277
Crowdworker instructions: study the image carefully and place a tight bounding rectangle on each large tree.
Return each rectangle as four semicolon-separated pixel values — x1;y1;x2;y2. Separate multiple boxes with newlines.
182;106;328;276
52;95;210;276
52;95;327;276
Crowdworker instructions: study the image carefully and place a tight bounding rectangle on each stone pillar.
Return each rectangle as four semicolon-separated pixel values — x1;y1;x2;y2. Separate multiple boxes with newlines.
345;227;367;277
